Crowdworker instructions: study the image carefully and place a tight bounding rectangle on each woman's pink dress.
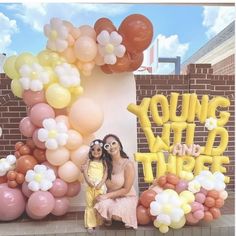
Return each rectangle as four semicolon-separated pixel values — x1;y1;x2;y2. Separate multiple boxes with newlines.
94;159;138;229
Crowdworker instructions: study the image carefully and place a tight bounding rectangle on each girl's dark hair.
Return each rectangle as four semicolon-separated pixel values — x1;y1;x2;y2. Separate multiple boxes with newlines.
88;139;105;161
103;134;129;180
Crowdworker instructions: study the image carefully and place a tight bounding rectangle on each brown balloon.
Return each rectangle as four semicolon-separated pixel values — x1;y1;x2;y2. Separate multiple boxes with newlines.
7;170;17;181
19;145;31;155
16;173;25;184
127;52;144;71
15;141;24;151
137;205;151;225
100;64;113;74
33;148;46;163
118;14;153;53
94;17;116;35
108;53;130;73
0;175;7;184
8;180;18;188
15;155;38;175
14;151;21;159
140;189;157;208
26;139;36;150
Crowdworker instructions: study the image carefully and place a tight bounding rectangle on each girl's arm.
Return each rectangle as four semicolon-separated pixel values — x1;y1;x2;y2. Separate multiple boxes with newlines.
82;161;94;188
97;161;135;200
95;162;108;190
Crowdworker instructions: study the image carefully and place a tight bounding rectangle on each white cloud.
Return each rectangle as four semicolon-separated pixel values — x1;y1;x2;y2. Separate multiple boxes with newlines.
202;6;235;38
8;3;131;32
0;12;18;54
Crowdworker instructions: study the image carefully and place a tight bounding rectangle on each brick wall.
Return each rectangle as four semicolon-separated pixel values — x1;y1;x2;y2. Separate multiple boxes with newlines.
0;64;235;193
212;55;235;75
135;64;235;193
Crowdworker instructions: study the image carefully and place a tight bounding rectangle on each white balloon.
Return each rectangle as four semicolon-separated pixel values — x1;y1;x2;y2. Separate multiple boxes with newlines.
28;181;39;192
46;139;58;150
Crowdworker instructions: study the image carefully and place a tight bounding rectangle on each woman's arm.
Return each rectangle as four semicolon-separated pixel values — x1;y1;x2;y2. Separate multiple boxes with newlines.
96;162;108;190
98;161;135;200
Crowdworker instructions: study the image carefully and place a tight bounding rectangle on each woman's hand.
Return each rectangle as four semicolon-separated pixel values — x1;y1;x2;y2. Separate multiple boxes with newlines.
96;194;109;202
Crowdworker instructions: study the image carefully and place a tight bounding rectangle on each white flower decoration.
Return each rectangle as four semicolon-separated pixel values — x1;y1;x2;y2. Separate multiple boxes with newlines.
55;63;80;88
0;126;2;137
25;164;56;191
0;155;16;176
194;170;226;191
150;189;185;230
188;180;201;193
97;30;126;65
38;118;68;150
205;117;217;130
19;63;50;91
44;18;69;52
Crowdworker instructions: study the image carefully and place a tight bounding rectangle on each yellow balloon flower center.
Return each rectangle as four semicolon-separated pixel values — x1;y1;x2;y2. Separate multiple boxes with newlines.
34;173;43;183
48;129;58;138
50;30;58;40
162;204;172;214
0;159;6;163
105;43;114;54
31;71;37;80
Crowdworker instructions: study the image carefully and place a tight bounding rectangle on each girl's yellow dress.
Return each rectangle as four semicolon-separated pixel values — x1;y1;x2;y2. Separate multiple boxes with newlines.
84;160;106;228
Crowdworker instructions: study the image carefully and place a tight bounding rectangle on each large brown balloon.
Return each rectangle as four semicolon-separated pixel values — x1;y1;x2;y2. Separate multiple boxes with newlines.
100;64;113;74
108;53;130;73
0;175;7;184
137;205;151;225
118;14;153;53
140;189;157;208
127;52;144;71
33;148;46;163
16;155;38;174
94;18;116;35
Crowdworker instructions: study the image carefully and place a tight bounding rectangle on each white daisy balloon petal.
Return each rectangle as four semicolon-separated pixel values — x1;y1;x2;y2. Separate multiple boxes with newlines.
0;155;16;176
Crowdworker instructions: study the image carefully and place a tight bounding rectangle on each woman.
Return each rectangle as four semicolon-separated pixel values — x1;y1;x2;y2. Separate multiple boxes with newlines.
94;134;138;229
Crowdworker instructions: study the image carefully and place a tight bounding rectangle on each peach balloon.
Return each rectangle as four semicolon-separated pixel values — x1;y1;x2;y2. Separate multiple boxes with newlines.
46;147;70;166
79;25;96;39
55;115;71;129
61;47;76;63
58;161;79;183
70;145;89;167
69;97;104;135
65;129;83;150
83;134;95;145
74;36;97;62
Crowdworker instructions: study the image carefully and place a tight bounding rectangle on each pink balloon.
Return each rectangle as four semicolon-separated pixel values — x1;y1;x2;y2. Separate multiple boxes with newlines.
33;129;46;149
26;204;45;220
0;183;26;221
51;197;70;216
195;192;206;204
200;187;208;195
186;212;199;225
66;181;81;197
42;161;58;177
21;181;33;198
175;180;188;193
28;191;55;217
30;103;55;127
191;201;204;212
68;97;103;135
23;90;46;106
19;117;37;137
193;210;204;220
49;178;68;197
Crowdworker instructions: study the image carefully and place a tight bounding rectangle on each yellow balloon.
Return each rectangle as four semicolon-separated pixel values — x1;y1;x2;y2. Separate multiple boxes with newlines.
3;55;19;79
44;67;58;89
15;52;38;71
37;50;52;67
182;204;191;214
11;79;23;98
180;191;195;203
153;219;161;228
170;216;186;229
159;225;169;233
46;83;71;109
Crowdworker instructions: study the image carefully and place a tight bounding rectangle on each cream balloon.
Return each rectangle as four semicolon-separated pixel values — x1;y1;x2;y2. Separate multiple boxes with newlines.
68;97;104;135
55;115;71;129
46;147;70;166
58;161;79;183
3;55;19;80
11;79;23;98
70;145;89;167
65;130;83;150
15;52;38;71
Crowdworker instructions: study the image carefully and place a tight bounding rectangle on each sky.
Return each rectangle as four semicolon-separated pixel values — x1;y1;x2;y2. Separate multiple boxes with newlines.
0;3;235;74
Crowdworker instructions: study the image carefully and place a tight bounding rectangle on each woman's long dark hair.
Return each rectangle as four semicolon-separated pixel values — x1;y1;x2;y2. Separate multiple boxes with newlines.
103;134;129;180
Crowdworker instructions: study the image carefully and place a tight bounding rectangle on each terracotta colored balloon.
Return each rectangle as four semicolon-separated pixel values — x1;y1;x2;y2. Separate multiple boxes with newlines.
0;175;7;184
118;14;153;53
32;129;46;149
65;129;83;150
46;147;70;166
26;139;36;150
51;197;70;216
23;90;46;106
207;190;219;199
29;103;55;127
0;184;26;221
94;18;116;34
215;198;224;208
166;173;179;185
49;178;68;197
15;155;38;175
108;53;130;73
157;176;167;187
163;183;175;190
204;197;215;208
54;108;68;116
55;115;71;129
22;181;33;198
140;189;156;208
210;207;221;219
8;180;18;188
136;205;151;225
19;117;37;138
58;161;80;183
14;151;21;158
19;144;31;155
16;173;25;184
33;148;46;163
70;145;89;167
27;191;55;217
127;52;144;71
100;64;113;74
186;212;199;225
68;97;104;135
204;211;214;221
66;181;81;197
15;141;24;151
7;170;17;181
